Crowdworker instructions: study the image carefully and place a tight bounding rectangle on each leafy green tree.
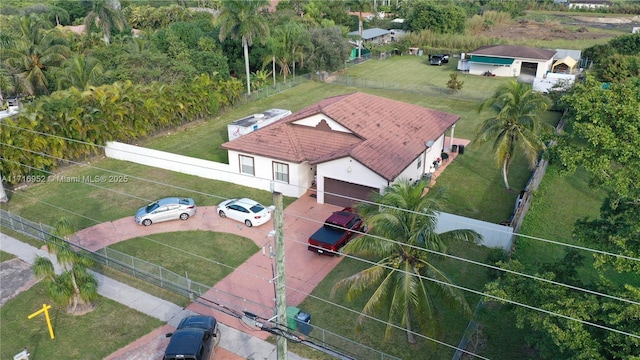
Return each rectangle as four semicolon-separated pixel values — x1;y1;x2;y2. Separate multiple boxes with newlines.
332;179;481;343
217;0;270;95
474;80;551;190
84;0;127;45
33;217;99;315
484;252;608;360
306;26;351;73
608;33;640;56
597;53;640;82
405;0;466;34
555;75;640;202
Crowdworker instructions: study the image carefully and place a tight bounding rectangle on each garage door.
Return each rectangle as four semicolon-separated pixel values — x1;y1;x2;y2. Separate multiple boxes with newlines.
324;178;379;207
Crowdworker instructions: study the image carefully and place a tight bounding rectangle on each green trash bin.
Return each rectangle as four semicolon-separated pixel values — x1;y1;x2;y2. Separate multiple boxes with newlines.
286;306;300;330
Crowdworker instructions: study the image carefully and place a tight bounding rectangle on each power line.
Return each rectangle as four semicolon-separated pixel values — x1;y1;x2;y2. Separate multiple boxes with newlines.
3;127;640;350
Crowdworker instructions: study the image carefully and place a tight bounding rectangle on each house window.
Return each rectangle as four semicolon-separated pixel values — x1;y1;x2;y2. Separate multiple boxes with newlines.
273;162;289;183
417;156;422;169
240;155;254;175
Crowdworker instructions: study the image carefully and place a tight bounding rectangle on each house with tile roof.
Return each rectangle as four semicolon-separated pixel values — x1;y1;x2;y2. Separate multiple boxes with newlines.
221;92;459;207
464;45;557;79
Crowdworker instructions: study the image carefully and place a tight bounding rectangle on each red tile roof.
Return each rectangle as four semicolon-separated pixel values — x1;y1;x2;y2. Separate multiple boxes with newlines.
221;92;459;181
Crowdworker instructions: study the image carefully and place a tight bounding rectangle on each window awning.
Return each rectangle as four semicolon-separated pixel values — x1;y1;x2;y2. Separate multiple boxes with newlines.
469;56;514;65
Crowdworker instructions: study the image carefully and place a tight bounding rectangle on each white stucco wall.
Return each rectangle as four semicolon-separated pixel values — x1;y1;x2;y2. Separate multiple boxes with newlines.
469;63;516;77
105;142;515;250
106;142;302;197
436;212;514;250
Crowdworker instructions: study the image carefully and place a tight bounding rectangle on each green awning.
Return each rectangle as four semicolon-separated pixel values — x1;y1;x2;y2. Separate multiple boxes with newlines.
469;56;514;65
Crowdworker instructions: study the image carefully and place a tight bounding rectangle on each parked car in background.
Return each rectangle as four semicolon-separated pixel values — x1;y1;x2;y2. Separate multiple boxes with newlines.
308;207;365;256
163;315;220;360
134;197;196;226
429;54;450;66
217;198;272;227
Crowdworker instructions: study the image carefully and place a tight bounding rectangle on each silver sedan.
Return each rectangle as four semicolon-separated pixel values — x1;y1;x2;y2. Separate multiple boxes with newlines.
135;197;196;226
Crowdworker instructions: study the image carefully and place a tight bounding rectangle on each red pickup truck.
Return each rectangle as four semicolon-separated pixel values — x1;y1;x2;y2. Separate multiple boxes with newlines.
307;208;364;256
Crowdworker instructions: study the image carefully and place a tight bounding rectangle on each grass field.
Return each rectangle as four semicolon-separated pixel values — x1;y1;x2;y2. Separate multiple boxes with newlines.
0;42;609;360
0;281;163;360
108;231;258;286
297;242;494;360
1;158;296;230
0;250;15;262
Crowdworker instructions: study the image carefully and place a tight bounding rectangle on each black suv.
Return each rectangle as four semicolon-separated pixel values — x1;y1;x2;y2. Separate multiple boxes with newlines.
429;54;450;66
163;315;220;360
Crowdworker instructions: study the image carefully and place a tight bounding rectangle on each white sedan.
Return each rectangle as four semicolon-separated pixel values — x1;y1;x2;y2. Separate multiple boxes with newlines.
217;198;272;227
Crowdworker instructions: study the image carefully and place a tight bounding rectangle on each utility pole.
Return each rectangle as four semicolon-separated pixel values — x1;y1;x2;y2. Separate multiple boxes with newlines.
273;192;287;359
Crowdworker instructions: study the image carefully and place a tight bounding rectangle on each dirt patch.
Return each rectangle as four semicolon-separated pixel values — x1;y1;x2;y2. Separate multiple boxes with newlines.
481;19;615;42
573;15;640;24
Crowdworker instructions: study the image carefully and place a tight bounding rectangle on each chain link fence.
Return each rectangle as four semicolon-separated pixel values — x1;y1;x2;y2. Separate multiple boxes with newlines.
329;75;491;102
0;209;271;315
1;209;403;360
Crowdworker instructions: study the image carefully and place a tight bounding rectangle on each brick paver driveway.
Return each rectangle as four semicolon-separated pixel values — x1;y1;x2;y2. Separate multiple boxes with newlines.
73;193;343;341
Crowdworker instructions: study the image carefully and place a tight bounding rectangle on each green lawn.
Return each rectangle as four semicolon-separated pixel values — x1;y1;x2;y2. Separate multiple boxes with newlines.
344;55;512;99
0;281;163;360
0;250;15;262
475;165;612;359
296;243;493;359
0;43;603;360
0;159;296;230
107;231;258;286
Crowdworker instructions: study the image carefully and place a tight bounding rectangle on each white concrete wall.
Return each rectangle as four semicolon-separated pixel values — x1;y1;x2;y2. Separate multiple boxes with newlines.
469;63;516;77
535;59;554;78
105;142;302;197
436;212;513;250
105;142;514;249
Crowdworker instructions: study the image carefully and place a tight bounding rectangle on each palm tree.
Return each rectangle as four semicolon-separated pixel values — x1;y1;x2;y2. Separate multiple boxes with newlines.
332;179;481;343
32;217;98;315
475;80;551;190
56;54;105;90
262;35;282;86
84;0;127;45
218;0;270;95
1;14;70;95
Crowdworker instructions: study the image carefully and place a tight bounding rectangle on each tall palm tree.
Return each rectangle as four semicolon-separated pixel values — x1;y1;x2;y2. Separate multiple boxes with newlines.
475;80;551;190
32;217;98;315
218;0;270;95
332;179;481;343
84;0;127;45
1;14;70;95
262;35;282;86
